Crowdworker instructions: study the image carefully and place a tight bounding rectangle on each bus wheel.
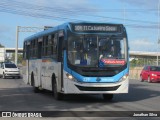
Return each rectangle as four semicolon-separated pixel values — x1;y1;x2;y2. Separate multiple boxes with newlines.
103;94;113;101
31;73;40;93
52;77;63;100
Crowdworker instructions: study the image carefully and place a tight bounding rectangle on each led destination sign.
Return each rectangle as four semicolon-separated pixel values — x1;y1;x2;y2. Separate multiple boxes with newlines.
71;24;121;33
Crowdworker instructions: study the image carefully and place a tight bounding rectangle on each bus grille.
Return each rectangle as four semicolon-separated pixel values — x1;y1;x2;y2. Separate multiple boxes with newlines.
75;85;121;91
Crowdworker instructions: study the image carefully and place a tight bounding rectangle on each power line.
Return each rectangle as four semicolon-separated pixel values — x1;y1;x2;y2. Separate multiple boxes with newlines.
0;0;158;13
0;0;157;24
0;5;157;25
0;0;158;28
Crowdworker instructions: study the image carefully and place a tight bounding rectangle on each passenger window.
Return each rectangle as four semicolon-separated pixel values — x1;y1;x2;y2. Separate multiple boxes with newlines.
50;33;57;60
38;38;43;59
42;36;49;56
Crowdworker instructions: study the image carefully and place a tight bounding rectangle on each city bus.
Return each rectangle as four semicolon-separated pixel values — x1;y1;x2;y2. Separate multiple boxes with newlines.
22;22;129;100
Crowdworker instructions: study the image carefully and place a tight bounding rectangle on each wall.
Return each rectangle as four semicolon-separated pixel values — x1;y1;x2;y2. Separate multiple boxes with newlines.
129;67;143;80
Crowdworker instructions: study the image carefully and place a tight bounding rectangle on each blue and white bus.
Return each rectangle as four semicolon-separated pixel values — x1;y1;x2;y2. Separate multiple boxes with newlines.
22;22;129;100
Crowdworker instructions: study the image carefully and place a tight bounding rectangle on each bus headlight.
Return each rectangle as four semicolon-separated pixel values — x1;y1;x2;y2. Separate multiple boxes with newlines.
66;73;74;80
120;74;129;82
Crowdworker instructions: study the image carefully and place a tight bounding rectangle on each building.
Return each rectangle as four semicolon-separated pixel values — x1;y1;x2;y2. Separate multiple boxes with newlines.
0;48;5;62
0;47;23;62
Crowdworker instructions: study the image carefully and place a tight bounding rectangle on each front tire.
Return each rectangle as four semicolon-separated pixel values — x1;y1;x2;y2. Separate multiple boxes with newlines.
103;94;113;101
52;76;63;100
2;73;6;79
140;75;144;82
148;76;151;83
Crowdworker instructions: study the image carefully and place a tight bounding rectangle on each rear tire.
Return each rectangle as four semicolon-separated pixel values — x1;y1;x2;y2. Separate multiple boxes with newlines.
31;73;40;93
103;94;113;101
140;75;144;82
52;75;63;100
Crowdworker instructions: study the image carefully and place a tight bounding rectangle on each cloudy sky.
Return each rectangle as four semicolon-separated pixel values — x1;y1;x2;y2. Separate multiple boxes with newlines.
0;0;159;52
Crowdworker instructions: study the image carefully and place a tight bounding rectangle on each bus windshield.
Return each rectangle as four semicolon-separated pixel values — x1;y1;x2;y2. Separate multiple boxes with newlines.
68;34;127;68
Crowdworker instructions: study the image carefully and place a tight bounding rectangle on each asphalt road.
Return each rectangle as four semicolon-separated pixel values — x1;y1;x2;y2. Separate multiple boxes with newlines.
0;77;160;119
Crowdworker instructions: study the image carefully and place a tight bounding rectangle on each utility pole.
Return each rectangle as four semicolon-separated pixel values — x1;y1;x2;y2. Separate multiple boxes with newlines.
157;0;160;66
15;26;44;65
15;26;19;65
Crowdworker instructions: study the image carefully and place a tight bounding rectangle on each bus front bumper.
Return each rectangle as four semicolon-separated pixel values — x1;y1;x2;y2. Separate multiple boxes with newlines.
63;78;129;94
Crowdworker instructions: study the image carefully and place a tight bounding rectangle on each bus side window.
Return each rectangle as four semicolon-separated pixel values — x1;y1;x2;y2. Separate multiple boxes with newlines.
38;37;43;58
57;36;63;62
45;36;48;56
42;36;49;57
50;34;54;56
35;39;38;58
26;44;30;59
29;39;37;58
48;35;52;56
52;33;57;60
30;41;33;58
33;39;37;58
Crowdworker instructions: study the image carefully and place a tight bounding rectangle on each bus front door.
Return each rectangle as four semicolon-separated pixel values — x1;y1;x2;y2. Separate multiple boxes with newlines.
38;40;42;88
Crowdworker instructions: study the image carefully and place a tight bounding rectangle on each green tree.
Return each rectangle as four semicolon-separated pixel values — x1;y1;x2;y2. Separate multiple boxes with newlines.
130;58;144;68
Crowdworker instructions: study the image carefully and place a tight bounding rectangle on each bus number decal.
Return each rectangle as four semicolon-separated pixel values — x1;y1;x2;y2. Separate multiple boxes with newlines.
83;78;90;82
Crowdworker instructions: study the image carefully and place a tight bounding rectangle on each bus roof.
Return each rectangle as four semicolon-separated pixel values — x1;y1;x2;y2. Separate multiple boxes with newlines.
24;22;68;41
24;22;124;42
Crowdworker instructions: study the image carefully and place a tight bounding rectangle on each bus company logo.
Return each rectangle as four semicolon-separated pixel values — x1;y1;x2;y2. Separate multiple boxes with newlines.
96;77;101;82
2;112;11;117
1;112;42;118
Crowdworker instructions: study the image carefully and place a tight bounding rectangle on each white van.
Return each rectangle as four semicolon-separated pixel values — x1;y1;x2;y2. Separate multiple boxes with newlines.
0;62;20;79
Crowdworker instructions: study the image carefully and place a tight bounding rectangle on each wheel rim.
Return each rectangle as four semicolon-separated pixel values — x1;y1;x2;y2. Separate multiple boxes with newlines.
53;80;63;100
